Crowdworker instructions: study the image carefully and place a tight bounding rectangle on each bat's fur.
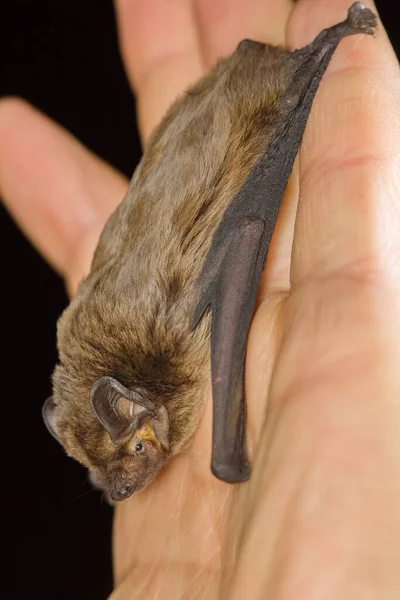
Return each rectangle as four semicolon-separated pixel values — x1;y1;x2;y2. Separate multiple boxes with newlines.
51;42;295;493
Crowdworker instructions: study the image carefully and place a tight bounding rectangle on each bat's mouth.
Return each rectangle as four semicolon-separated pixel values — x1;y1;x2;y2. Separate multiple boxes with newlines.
89;469;136;502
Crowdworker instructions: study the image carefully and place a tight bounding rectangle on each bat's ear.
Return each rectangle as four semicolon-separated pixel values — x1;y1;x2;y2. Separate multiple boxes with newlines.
90;376;155;443
42;396;61;442
152;405;170;451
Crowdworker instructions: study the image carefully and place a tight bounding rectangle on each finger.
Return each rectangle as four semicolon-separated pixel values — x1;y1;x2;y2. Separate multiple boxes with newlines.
194;0;293;66
0;98;128;291
287;1;400;285
114;0;204;143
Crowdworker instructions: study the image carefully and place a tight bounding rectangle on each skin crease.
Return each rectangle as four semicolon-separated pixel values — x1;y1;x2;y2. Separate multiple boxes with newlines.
1;0;400;599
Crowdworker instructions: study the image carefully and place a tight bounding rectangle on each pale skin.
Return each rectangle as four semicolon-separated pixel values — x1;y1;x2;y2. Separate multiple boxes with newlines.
1;0;400;597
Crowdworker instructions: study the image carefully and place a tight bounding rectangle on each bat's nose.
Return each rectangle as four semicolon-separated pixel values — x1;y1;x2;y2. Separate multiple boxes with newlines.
110;484;134;501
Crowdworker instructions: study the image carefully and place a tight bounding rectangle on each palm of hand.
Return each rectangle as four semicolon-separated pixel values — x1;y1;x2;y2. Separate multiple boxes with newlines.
2;1;400;598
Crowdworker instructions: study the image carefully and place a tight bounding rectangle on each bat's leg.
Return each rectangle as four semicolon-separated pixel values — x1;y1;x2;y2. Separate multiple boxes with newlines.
194;217;265;483
326;2;377;39
283;3;377;122
236;4;376;65
298;3;377;59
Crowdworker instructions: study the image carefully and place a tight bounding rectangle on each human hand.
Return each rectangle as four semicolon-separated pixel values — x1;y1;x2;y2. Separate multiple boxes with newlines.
1;1;400;598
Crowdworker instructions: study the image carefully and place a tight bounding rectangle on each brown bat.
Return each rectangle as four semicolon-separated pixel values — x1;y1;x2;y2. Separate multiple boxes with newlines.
43;4;377;502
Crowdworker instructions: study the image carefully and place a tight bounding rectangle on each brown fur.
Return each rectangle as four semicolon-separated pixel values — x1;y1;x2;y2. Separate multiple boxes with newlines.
51;41;296;496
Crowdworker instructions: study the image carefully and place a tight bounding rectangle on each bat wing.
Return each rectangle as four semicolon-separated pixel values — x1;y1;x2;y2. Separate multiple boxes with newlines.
192;217;265;482
192;3;377;483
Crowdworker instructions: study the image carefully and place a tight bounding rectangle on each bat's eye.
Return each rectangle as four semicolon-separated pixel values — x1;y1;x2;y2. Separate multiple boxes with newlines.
135;441;144;453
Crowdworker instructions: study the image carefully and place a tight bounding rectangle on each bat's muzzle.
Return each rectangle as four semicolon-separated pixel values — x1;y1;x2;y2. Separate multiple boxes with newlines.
110;484;134;502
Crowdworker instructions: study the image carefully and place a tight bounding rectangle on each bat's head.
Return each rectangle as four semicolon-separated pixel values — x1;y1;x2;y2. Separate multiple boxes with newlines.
42;225;206;501
43;375;170;501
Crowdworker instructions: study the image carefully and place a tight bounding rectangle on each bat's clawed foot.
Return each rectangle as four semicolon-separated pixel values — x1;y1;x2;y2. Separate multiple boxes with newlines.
346;2;378;36
296;3;377;65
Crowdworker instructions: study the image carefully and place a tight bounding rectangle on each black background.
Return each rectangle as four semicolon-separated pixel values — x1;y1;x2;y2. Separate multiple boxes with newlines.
1;2;399;599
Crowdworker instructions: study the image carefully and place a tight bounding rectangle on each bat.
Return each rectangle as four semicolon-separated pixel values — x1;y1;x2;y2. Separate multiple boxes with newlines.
43;3;377;502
